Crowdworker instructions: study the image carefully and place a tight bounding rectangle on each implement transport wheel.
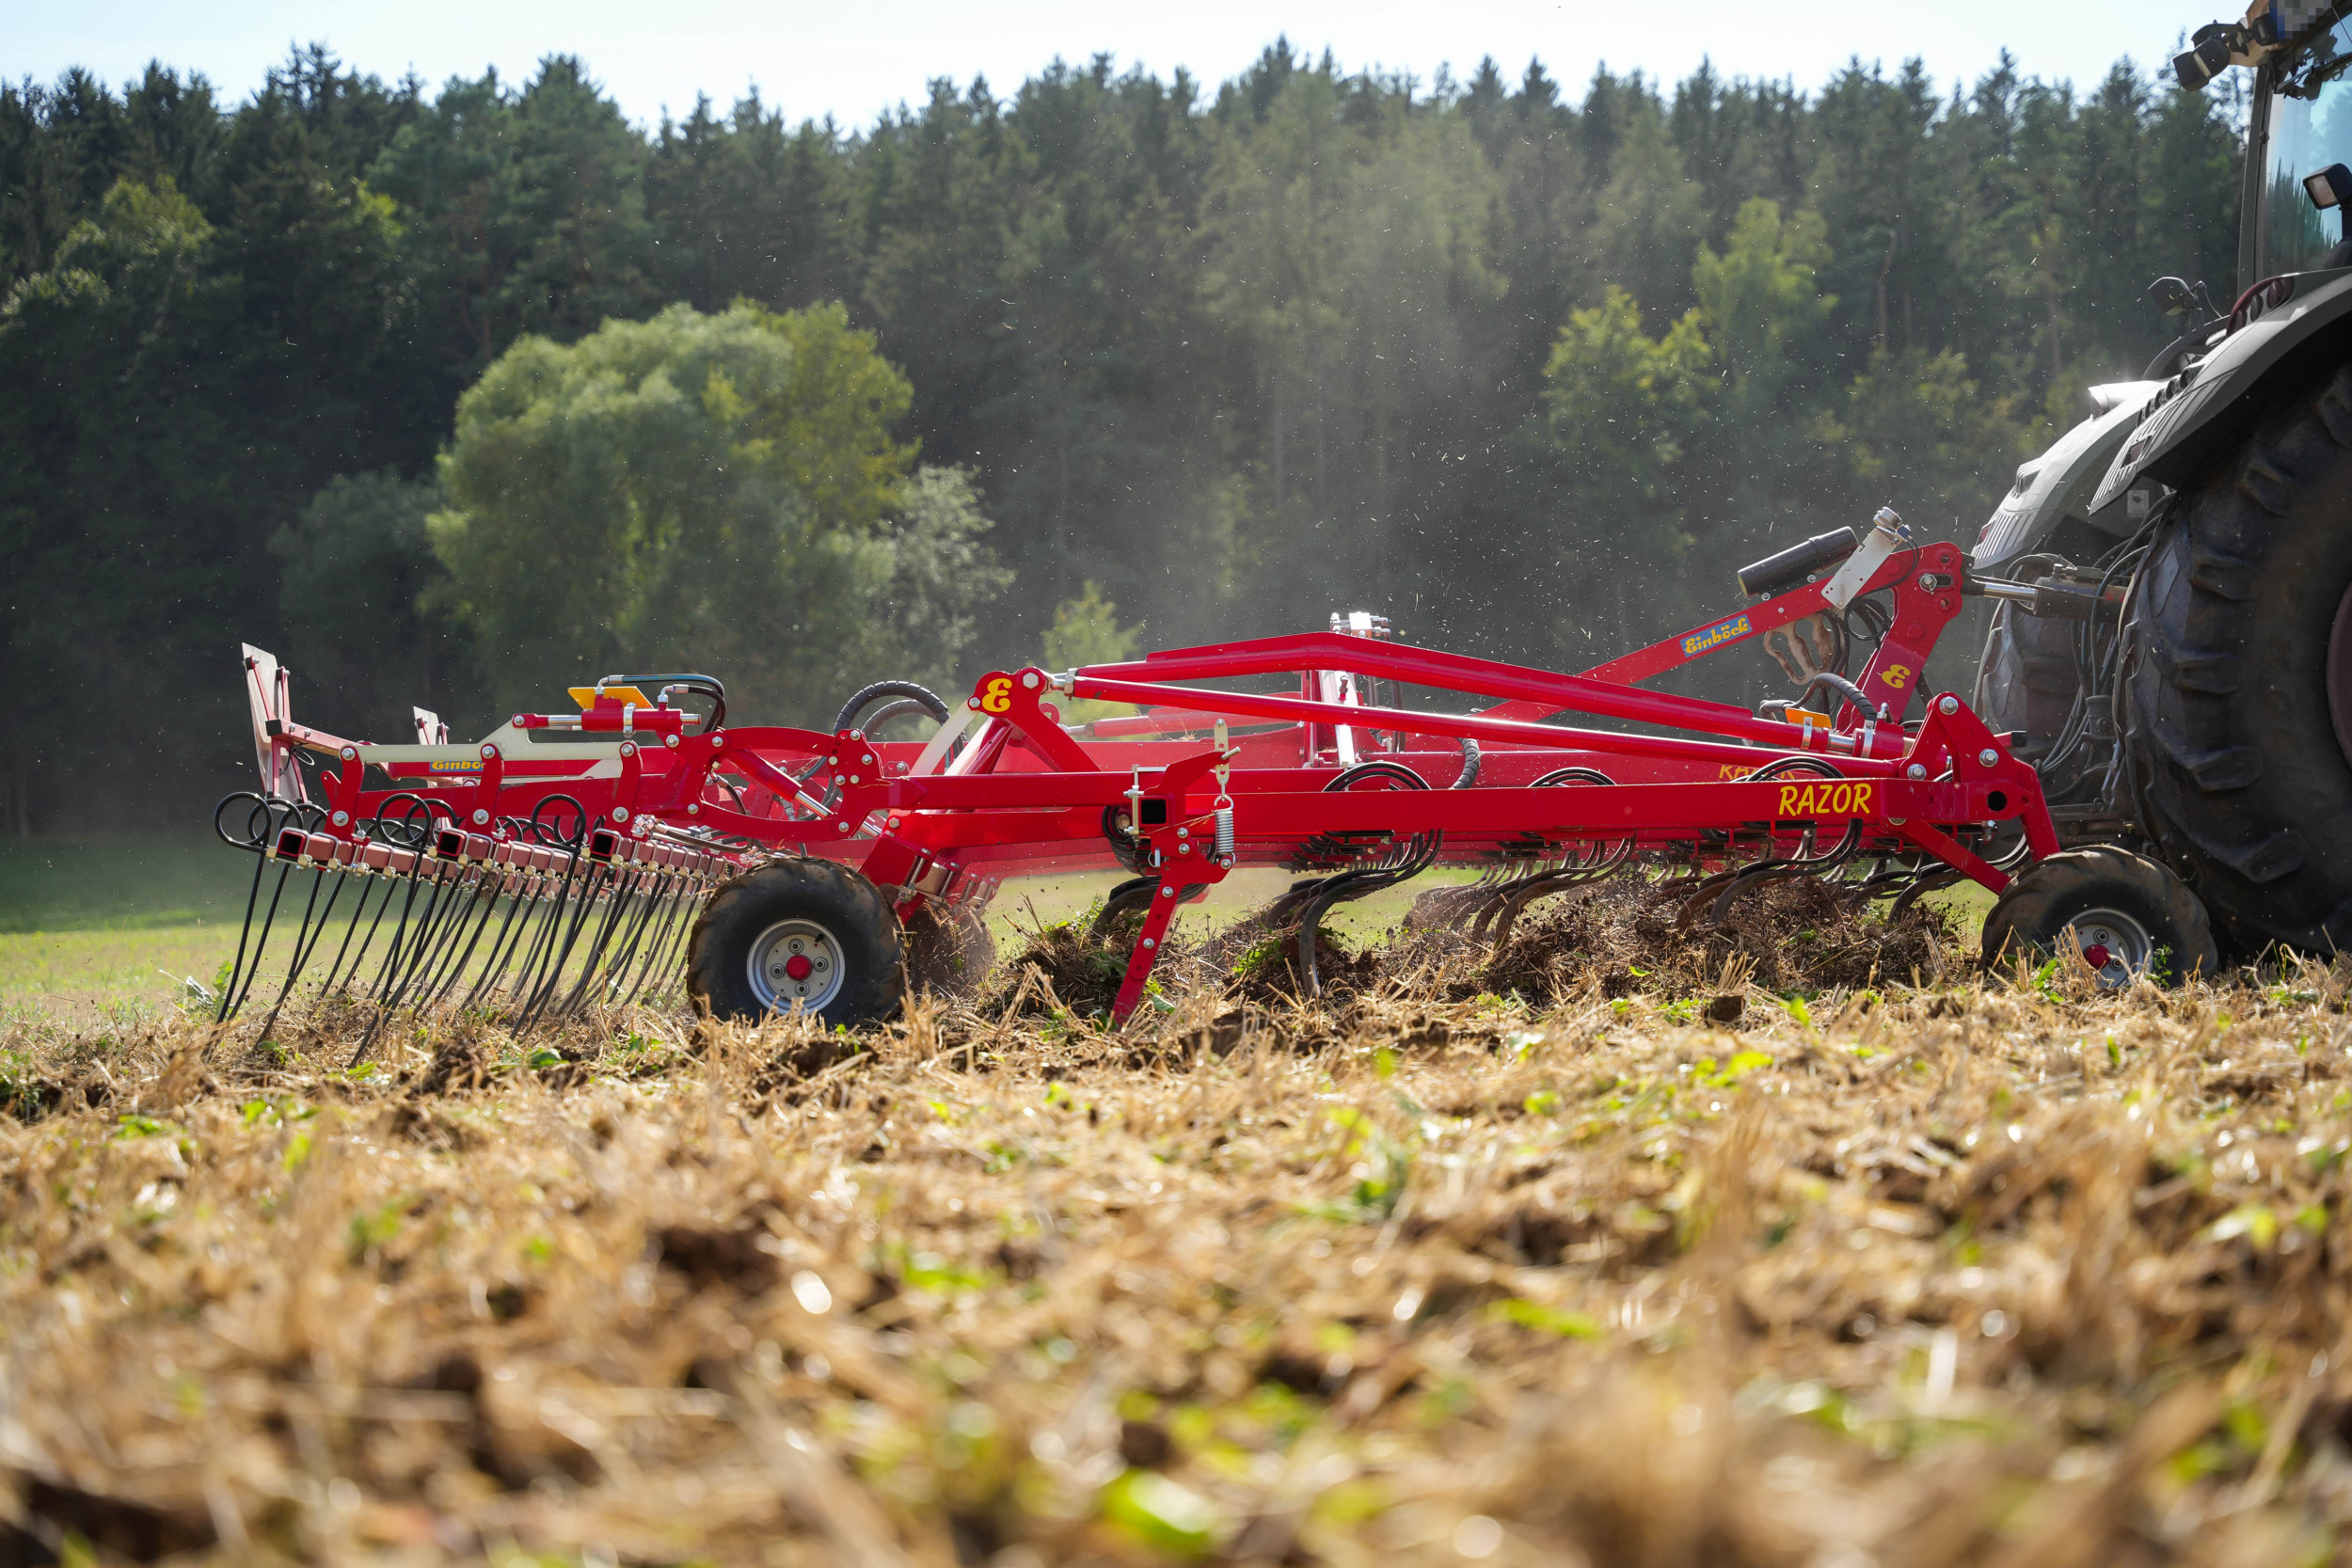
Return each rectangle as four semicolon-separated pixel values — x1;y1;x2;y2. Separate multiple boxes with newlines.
1982;846;2217;989
688;859;904;1026
2122;362;2352;956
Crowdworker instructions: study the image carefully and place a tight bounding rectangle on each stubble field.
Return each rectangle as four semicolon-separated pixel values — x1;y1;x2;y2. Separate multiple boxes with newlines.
5;851;2352;1566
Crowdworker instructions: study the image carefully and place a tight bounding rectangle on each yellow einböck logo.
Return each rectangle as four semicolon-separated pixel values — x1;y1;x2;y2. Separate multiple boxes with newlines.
1682;613;1751;657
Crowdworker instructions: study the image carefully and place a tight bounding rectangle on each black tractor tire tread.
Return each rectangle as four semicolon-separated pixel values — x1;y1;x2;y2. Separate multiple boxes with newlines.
2122;359;2352;955
1982;846;2217;985
687;857;904;1027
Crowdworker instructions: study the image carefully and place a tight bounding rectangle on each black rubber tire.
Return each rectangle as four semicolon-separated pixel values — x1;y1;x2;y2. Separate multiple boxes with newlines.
1982;846;2217;986
687;859;904;1026
903;903;997;999
2122;362;2352;955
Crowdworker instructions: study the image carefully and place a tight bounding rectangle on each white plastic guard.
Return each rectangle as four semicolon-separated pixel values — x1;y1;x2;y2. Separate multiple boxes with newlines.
1822;508;1905;610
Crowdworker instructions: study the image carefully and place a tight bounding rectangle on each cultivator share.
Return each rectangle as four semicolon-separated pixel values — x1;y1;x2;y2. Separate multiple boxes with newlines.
214;505;2219;1048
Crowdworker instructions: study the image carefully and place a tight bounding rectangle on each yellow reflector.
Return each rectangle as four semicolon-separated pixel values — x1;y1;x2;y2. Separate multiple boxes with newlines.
568;685;656;710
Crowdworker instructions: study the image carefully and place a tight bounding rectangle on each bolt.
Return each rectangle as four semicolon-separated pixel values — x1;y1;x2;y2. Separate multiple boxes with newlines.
1178;843;1192;854
482;743;498;758
665;733;678;748
1906;764;1926;780
688;803;700;815
1979;748;1999;767
1022;671;1040;688
1177;826;1190;838
967;697;981;710
1141;937;1156;949
473;808;489;825
332;810;349;826
827;754;838;765
1939;695;1960;715
612;806;630;822
1160;885;1175;897
341;745;357;760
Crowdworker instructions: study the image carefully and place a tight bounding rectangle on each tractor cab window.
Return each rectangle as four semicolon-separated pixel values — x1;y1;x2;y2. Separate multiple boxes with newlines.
2263;17;2352;274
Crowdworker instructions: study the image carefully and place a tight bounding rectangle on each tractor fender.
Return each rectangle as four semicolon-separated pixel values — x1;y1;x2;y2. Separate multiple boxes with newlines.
2088;267;2352;515
1972;382;2159;574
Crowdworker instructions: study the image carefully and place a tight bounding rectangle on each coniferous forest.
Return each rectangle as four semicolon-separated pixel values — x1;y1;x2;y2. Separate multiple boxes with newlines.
0;44;2246;832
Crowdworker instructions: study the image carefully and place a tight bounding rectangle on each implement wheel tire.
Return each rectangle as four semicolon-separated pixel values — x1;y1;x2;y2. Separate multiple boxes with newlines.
688;859;903;1026
2122;362;2352;956
1982;846;2217;988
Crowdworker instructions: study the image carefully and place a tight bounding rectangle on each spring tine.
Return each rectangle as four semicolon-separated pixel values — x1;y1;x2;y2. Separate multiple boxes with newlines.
363;854;433;1003
599;862;678;1004
637;856;714;999
613;856;688;1001
554;874;635;1018
427;860;520;1009
624;872;694;1002
655;855;723;985
561;852;663;1016
317;865;383;994
406;846;501;1006
253;845;349;1040
224;855;297;1022
517;863;610;1032
519;861;600;1022
468;860;552;1006
352;856;469;1068
215;824;277;1022
331;858;407;994
246;859;325;1025
511;848;591;1017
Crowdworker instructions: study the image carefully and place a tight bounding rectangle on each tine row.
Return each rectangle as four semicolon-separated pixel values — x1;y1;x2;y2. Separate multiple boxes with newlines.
210;794;740;1060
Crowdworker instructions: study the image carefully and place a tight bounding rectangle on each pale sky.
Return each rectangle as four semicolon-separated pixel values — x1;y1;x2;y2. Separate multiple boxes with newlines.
8;0;2206;129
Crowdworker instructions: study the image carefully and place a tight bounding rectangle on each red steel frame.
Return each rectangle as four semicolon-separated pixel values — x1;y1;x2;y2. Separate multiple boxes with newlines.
249;530;2036;1021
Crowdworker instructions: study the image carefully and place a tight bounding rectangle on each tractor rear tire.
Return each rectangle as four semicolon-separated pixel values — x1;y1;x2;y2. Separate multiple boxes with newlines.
1982;846;2217;988
2122;361;2352;957
688;859;904;1027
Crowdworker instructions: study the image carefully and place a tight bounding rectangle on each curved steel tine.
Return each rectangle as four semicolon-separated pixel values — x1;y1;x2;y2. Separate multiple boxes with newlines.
254;855;354;1040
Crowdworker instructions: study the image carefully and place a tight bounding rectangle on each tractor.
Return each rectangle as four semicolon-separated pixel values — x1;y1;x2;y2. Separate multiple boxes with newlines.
1974;0;2352;960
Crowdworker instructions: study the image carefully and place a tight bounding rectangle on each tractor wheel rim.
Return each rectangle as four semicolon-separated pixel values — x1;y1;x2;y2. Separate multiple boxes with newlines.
748;918;847;1013
2329;575;2352;773
2061;908;2153;990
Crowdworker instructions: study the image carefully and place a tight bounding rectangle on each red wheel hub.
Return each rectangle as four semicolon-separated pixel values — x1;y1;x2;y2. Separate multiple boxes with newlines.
2080;943;2112;971
784;953;815;982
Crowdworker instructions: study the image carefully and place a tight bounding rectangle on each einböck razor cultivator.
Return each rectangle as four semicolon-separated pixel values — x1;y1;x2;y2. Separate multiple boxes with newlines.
215;507;2218;1051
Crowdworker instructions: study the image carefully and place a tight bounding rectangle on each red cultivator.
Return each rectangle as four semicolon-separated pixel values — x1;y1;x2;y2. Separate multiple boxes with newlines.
215;507;2208;1054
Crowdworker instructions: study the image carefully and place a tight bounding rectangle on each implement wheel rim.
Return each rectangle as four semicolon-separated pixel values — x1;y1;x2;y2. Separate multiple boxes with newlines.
747;918;847;1014
2063;908;2153;990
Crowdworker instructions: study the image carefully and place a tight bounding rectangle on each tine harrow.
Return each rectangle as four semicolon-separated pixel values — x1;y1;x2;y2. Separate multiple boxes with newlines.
212;506;2081;1039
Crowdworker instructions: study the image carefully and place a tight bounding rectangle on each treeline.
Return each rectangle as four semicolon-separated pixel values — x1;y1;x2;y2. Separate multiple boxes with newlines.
0;44;2241;832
